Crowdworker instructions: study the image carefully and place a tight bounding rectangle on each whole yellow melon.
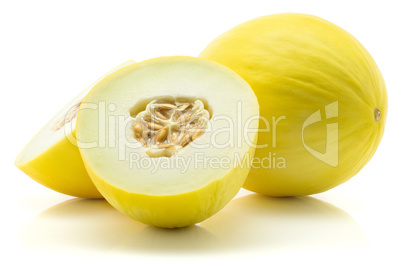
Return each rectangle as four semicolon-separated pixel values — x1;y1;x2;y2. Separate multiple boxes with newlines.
200;13;387;196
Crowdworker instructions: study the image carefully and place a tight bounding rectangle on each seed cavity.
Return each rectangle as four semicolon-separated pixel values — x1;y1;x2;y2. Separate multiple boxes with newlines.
52;101;82;131
132;99;210;157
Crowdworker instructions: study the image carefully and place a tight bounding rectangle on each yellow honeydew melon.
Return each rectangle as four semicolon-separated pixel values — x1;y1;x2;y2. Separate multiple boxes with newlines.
15;61;135;198
200;13;387;196
76;56;259;228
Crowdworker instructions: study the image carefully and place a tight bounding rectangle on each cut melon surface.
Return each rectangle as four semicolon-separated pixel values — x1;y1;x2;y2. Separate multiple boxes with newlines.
76;56;259;227
15;61;135;198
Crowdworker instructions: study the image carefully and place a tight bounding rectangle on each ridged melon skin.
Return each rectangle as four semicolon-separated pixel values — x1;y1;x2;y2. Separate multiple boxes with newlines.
200;13;387;196
17;131;102;198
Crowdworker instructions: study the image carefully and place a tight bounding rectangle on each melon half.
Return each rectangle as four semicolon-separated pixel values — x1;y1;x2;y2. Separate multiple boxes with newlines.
76;56;259;228
15;61;135;198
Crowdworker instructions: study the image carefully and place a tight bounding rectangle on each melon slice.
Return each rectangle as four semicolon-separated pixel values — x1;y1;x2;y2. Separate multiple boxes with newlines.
76;56;259;228
15;60;135;198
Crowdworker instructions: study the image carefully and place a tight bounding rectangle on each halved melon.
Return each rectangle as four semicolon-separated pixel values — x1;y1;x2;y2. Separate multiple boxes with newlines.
15;61;135;198
76;56;259;228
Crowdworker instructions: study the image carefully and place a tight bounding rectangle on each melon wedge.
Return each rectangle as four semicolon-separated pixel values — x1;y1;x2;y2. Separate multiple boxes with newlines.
15;61;135;198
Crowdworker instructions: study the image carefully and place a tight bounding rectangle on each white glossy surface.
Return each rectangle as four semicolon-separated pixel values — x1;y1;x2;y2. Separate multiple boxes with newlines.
1;0;401;267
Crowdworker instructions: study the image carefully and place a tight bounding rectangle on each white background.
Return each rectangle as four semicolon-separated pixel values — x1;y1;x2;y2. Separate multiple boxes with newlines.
1;0;401;267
